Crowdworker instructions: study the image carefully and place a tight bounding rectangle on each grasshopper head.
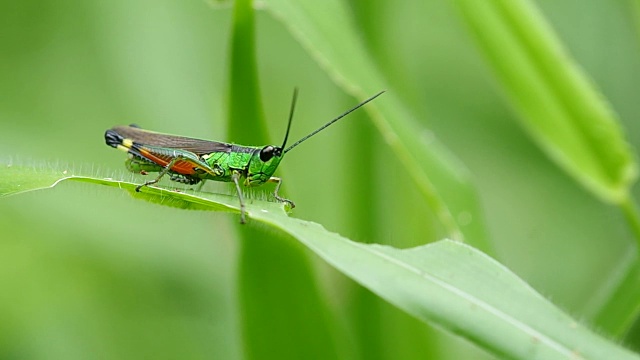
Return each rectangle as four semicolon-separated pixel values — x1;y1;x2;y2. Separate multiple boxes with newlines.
244;89;294;186
245;145;284;186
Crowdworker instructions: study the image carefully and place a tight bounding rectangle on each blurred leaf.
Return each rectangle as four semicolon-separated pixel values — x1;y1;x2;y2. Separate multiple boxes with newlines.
453;0;638;204
2;163;639;359
227;0;268;146
590;256;640;338
226;0;341;358
206;0;233;9
261;0;491;252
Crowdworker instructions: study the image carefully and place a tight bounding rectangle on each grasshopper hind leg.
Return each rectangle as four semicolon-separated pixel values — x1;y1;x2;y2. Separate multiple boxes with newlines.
135;157;183;192
125;157;163;174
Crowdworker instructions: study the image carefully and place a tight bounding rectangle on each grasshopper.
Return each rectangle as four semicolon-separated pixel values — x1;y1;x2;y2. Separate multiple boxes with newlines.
105;89;384;223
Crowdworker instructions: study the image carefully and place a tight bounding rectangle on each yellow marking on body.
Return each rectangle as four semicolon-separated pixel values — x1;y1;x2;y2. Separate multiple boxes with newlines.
122;138;134;147
116;145;130;153
202;154;211;160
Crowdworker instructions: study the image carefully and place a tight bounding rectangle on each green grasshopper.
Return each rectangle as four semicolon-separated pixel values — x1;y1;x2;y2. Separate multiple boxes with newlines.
105;89;384;223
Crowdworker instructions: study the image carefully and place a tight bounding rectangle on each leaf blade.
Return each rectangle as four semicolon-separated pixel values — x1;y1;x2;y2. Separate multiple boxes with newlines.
453;0;638;203
2;164;638;360
226;1;343;358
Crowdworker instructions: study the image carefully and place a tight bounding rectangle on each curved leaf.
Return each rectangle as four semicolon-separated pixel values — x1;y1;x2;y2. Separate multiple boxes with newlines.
226;0;342;358
453;0;637;203
0;161;278;214
1;163;638;360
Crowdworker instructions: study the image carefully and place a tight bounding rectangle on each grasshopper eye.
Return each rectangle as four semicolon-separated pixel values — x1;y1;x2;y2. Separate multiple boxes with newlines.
260;146;276;162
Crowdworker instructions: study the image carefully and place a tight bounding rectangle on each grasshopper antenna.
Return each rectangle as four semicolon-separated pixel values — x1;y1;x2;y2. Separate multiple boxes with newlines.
280;88;298;152
284;90;385;154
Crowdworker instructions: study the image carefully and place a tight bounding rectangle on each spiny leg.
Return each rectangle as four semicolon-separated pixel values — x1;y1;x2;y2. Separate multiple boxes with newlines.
268;177;295;209
232;171;247;224
135;156;183;192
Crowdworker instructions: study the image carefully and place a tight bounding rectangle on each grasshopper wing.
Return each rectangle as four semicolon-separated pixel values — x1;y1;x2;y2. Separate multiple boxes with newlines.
107;125;232;155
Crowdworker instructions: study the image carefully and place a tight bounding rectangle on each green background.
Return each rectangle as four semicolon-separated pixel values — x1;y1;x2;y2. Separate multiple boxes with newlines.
1;0;639;358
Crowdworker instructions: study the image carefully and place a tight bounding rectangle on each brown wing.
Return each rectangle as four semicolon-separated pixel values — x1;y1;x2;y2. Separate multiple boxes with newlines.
110;125;232;155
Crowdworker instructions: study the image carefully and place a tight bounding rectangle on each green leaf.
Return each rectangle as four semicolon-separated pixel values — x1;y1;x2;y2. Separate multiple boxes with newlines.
261;0;491;252
282;238;639;360
0;162;247;213
2;163;638;360
453;0;638;203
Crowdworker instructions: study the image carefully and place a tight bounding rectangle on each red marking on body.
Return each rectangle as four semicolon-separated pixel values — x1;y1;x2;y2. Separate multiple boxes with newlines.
139;148;197;175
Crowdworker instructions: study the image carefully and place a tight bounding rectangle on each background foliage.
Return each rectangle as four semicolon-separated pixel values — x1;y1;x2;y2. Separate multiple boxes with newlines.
1;0;640;359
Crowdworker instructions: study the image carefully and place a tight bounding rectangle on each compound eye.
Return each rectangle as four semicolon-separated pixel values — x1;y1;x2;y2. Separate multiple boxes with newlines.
259;146;275;162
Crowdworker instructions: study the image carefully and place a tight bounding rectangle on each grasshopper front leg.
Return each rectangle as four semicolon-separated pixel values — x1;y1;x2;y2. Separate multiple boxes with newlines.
231;171;247;224
268;177;295;209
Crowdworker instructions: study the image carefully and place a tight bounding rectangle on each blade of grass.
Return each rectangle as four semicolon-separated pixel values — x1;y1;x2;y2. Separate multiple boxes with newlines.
589;253;640;338
226;0;341;358
3;163;638;360
452;0;640;337
586;199;640;338
453;0;637;204
0;162;260;213
343;111;389;360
